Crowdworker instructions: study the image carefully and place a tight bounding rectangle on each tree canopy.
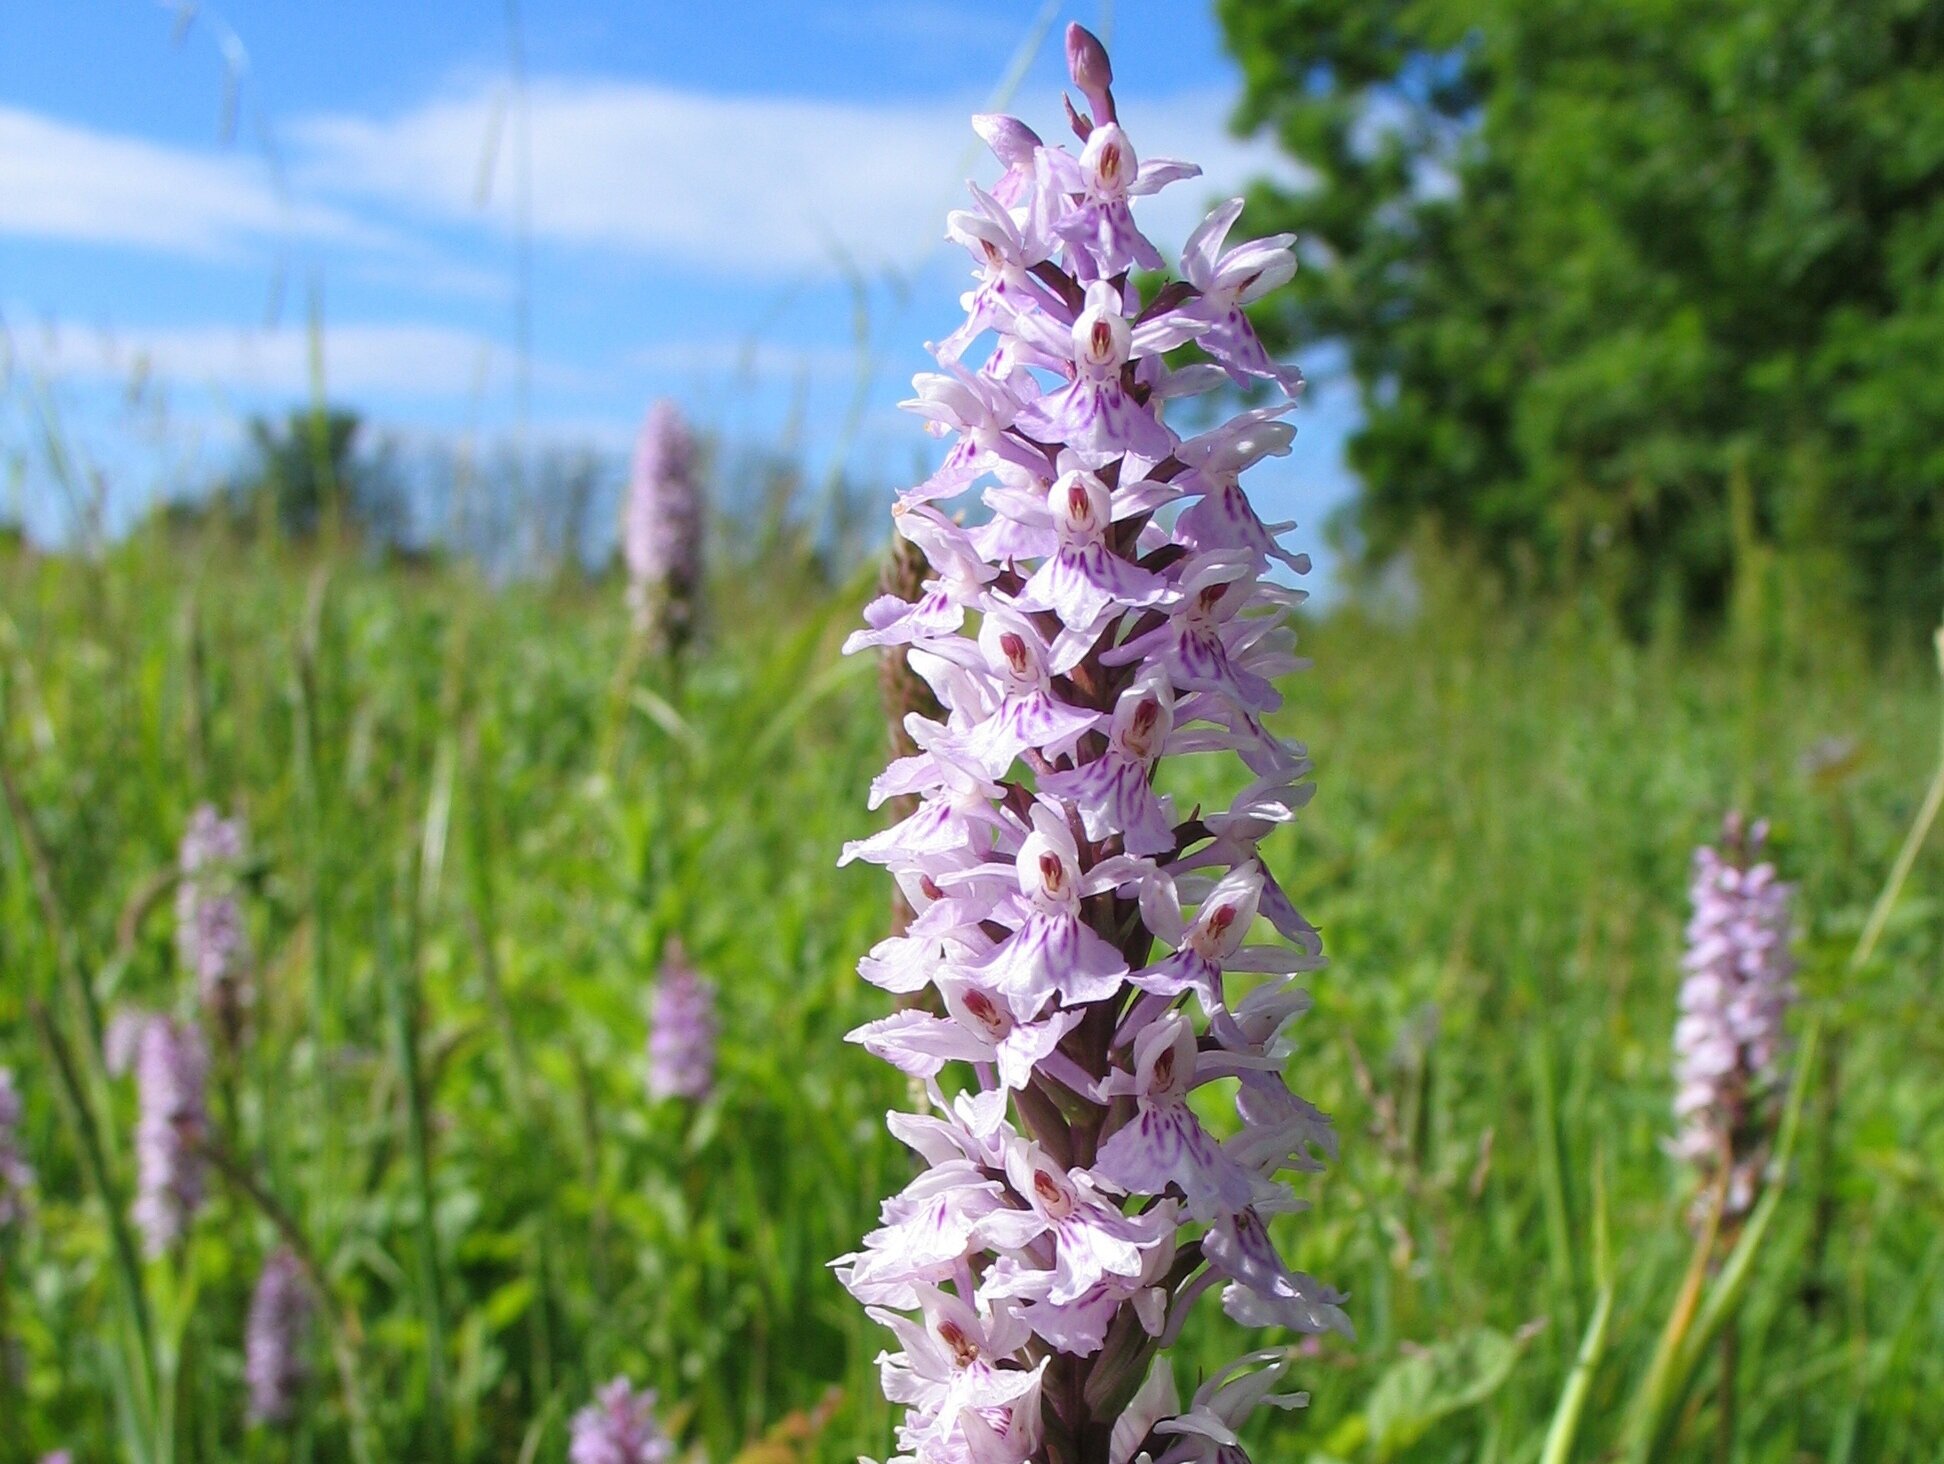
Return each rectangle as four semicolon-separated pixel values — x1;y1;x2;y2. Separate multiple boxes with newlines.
232;407;405;543
1219;0;1944;625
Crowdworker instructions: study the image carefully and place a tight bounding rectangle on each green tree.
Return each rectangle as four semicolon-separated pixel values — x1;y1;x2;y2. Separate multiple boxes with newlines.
229;407;404;544
1219;0;1944;625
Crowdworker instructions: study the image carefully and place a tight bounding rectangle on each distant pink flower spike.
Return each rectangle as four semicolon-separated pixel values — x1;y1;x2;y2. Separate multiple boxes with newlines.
245;1248;311;1426
107;1012;208;1257
0;1067;32;1231
624;400;705;652
177;804;253;1048
570;1378;673;1464
646;941;717;1102
1671;813;1796;1217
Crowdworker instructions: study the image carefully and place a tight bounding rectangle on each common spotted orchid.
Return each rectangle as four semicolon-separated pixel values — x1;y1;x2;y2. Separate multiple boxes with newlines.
1671;813;1796;1218
840;25;1346;1464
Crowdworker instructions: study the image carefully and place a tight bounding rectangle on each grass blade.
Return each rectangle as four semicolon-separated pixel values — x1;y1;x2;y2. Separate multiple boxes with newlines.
31;1001;158;1460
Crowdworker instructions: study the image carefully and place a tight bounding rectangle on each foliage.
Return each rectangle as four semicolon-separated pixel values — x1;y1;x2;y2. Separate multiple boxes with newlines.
1218;0;1944;625
219;407;407;545
0;529;1939;1461
1363;1326;1516;1460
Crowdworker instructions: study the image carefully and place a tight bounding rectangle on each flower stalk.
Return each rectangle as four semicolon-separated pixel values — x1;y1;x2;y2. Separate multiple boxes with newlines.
195;1131;374;1464
1630;620;1944;1455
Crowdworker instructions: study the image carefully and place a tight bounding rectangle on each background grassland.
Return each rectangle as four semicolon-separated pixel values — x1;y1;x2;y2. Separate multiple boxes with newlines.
1;530;1939;1463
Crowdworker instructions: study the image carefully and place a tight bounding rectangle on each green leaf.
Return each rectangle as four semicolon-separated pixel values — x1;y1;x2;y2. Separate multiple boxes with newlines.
1366;1328;1518;1460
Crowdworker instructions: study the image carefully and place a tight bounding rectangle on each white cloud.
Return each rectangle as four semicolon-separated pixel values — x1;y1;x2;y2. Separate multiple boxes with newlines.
0;76;1310;285
293;77;1308;277
0;106;383;257
5;317;549;399
3;310;868;412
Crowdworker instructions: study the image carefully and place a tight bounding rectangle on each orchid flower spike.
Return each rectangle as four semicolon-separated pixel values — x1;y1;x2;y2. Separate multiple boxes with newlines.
177;804;253;1050
837;25;1341;1464
647;940;718;1103
1671;812;1796;1218
245;1249;312;1426
624;399;706;655
569;1378;674;1464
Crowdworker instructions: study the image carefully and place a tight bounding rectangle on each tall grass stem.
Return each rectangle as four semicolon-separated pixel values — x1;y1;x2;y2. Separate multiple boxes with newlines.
197;1133;375;1464
31;1001;158;1460
380;904;451;1460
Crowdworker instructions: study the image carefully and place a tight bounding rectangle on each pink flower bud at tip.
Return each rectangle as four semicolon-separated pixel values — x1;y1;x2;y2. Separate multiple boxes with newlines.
1066;22;1116;123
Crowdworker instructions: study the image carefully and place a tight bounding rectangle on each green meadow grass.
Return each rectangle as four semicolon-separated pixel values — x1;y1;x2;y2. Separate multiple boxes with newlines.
1;529;1938;1463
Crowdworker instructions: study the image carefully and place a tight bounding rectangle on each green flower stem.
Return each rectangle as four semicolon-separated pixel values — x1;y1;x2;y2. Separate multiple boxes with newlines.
1624;1167;1727;1462
380;905;451;1462
1540;1152;1613;1464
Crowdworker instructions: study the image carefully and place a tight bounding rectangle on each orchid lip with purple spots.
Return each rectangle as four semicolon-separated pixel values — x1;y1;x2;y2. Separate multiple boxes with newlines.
839;22;1346;1464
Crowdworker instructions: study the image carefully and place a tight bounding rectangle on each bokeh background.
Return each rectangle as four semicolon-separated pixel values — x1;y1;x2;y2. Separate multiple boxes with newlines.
1;2;1939;1462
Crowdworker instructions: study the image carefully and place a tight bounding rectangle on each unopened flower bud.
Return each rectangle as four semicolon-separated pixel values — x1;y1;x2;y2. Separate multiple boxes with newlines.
1066;22;1116;122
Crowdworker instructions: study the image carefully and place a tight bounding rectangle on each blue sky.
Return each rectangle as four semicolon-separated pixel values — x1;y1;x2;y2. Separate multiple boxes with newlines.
0;0;1359;581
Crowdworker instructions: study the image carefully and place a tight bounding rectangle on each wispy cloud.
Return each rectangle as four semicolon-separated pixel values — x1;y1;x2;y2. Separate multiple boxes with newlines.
6;306;867;408
5;316;560;399
293;77;1307;277
1;73;1308;285
0;106;382;257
